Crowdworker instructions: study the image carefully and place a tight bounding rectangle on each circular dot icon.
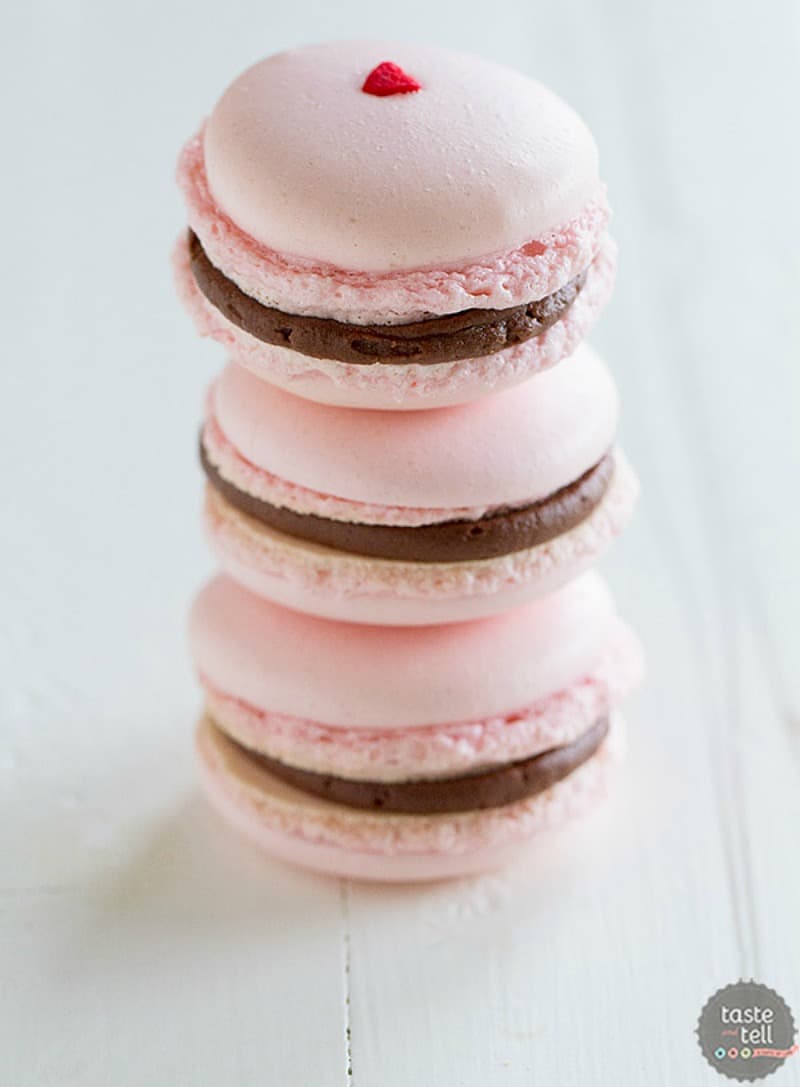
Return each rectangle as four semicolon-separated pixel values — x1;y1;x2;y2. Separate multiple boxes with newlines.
715;1047;727;1060
728;1048;739;1060
741;1048;752;1060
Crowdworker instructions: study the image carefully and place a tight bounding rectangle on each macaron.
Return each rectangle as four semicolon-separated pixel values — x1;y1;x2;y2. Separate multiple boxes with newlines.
191;573;643;882
200;343;638;625
175;41;615;409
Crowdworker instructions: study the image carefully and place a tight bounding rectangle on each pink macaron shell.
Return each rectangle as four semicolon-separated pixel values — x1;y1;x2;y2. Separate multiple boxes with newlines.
206;341;618;517
201;618;642;781
177;132;609;325
202;448;638;626
173;231;615;410
189;571;617;730
196;714;625;882
203;43;600;273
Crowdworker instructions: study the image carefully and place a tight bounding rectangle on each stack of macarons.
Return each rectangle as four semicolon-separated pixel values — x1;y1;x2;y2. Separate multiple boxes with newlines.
176;41;642;881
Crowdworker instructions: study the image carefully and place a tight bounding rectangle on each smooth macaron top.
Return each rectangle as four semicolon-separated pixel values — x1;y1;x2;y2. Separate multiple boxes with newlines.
203;41;600;272
190;572;617;729
208;342;617;512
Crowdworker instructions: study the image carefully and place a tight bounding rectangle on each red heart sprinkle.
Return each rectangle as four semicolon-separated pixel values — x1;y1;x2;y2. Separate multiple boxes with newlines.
362;61;422;97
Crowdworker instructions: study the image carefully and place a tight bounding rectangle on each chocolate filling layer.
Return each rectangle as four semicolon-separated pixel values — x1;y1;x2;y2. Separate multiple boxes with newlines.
189;230;586;366
227;717;609;814
202;443;614;563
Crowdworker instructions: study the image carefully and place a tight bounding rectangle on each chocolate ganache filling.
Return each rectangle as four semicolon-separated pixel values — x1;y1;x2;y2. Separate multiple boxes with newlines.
188;230;587;367
223;717;609;814
201;442;614;564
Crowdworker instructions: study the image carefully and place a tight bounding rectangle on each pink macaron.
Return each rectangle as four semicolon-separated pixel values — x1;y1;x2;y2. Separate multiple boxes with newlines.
200;342;638;625
191;573;643;882
175;41;615;409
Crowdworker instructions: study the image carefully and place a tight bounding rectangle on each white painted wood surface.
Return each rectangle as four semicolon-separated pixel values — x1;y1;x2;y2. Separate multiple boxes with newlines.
2;2;798;1084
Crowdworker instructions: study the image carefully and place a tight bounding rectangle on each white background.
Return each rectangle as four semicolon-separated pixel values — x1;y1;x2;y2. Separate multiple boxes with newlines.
2;1;799;1084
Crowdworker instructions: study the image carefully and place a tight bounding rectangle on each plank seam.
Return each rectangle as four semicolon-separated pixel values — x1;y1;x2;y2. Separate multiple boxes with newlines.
340;879;354;1082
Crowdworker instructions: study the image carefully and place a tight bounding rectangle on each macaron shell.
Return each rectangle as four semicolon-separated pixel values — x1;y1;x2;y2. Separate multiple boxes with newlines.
202;448;639;626
189;571;617;730
173;230;615;410
203;42;599;272
208;340;618;513
196;714;624;882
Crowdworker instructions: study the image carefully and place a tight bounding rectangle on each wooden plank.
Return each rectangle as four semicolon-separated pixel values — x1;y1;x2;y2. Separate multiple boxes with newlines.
343;1;800;1083
0;9;349;1085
